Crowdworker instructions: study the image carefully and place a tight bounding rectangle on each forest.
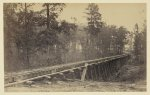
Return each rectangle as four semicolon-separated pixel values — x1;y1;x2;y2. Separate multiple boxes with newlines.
4;3;146;76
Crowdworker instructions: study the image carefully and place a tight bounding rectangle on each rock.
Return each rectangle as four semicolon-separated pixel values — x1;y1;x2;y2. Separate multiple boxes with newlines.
24;80;34;87
57;81;65;84
46;81;52;85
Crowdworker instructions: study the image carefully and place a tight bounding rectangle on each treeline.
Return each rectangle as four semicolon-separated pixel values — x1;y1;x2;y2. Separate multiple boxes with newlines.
4;3;76;71
4;3;146;72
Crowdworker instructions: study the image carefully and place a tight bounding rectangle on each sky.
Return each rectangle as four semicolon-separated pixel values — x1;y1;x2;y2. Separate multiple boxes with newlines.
31;3;146;31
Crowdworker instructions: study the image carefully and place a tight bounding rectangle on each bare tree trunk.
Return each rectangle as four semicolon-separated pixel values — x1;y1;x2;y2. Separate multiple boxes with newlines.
46;4;50;29
25;3;30;68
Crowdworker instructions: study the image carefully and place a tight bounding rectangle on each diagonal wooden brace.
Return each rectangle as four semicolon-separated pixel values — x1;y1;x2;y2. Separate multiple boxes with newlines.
81;63;88;81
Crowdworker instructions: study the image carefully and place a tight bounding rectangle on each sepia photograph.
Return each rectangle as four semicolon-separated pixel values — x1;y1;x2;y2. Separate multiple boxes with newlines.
3;3;146;92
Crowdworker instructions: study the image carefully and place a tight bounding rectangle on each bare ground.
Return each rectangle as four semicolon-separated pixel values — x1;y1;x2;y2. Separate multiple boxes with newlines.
5;80;146;92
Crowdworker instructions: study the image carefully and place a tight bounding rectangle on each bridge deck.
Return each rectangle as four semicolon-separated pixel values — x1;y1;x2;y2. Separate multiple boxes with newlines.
4;54;129;87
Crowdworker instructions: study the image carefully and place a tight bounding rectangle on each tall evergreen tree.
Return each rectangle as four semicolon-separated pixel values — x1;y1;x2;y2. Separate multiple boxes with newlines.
84;3;103;59
133;23;146;64
85;3;103;35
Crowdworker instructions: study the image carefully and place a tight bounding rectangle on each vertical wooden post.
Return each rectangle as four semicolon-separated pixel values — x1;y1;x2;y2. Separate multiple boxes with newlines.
81;63;88;81
90;66;94;80
107;63;112;77
97;64;102;80
93;65;98;80
103;64;108;81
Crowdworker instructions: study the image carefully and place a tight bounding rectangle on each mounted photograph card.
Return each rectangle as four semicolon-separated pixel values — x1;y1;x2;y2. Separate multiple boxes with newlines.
0;0;149;95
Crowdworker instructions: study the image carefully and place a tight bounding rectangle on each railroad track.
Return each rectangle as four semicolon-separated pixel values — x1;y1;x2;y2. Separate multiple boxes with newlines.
4;54;129;87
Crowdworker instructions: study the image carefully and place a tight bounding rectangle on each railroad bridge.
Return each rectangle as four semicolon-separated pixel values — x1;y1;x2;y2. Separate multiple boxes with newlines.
5;54;130;87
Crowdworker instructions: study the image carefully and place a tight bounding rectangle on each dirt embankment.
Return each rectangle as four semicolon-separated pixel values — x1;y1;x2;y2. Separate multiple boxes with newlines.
116;64;146;82
5;79;146;92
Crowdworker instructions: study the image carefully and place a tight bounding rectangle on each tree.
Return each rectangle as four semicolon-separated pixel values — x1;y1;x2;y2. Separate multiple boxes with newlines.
85;3;103;35
57;20;77;63
36;3;65;48
84;3;103;59
133;24;141;63
4;3;19;71
35;3;66;65
16;3;37;68
4;3;37;70
141;21;146;64
115;26;128;54
42;3;65;30
133;23;146;64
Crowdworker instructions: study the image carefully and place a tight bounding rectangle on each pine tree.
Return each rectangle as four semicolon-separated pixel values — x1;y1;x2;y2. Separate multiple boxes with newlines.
84;3;103;59
133;23;141;64
85;3;103;35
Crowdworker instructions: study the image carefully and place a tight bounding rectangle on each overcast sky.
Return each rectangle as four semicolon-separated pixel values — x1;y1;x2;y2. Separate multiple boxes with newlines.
31;3;146;31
